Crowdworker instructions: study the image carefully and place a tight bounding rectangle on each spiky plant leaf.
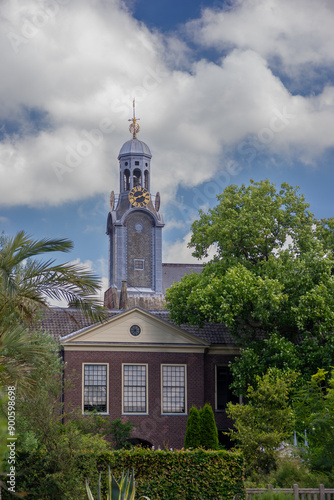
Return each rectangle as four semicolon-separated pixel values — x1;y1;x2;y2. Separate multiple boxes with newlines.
85;480;95;500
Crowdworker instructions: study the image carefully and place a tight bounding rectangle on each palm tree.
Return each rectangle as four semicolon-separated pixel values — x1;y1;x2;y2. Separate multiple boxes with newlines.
0;230;108;391
0;231;107;324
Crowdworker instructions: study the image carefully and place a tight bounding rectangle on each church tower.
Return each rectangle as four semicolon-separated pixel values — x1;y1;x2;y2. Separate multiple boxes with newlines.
106;102;164;307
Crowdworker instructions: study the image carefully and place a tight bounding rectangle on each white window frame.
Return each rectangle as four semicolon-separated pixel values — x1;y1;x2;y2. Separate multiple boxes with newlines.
122;363;148;415
161;364;187;415
82;363;109;415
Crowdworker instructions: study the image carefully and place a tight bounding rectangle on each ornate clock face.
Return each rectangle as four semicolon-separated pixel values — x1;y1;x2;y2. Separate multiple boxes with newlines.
128;187;150;207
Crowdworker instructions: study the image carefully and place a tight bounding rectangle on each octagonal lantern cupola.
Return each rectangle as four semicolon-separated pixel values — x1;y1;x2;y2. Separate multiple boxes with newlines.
118;102;152;194
106;101;164;301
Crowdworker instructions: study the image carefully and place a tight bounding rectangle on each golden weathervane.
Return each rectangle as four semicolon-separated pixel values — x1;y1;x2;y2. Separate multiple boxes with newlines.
128;99;140;138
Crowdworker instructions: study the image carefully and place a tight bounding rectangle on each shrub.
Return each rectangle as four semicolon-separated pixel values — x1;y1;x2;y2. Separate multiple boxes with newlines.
266;457;330;488
199;403;219;450
184;406;201;449
227;369;296;475
103;448;244;499
3;448;245;500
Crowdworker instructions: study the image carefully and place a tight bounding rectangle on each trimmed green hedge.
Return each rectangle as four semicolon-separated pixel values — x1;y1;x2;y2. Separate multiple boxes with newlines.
4;448;245;499
99;448;245;500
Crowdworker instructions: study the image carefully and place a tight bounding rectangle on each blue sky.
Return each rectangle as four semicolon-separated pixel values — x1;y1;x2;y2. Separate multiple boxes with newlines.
1;0;334;300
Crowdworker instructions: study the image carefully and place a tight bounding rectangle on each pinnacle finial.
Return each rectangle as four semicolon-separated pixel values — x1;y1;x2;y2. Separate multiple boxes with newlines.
128;98;140;139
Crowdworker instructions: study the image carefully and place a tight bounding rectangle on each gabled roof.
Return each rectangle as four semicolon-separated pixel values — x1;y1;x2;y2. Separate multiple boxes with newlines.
38;306;236;346
60;307;210;349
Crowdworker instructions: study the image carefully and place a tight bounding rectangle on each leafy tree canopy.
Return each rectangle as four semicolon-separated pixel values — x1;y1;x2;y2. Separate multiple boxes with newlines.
165;180;334;391
166;180;334;341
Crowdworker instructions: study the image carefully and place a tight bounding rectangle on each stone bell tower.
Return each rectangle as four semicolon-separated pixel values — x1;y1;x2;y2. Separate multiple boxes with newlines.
105;101;164;308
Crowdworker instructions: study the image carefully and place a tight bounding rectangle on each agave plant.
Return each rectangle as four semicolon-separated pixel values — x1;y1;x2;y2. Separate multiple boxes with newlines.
85;467;150;500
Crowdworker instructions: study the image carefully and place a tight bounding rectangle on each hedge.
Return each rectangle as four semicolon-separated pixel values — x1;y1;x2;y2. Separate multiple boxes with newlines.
2;448;245;499
100;448;245;500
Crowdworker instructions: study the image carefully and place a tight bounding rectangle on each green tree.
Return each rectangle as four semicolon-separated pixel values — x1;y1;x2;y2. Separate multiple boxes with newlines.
0;231;106;324
199;403;219;450
294;369;334;473
227;369;296;475
0;331;109;498
165;180;334;390
230;332;334;396
184;406;201;449
0;231;107;391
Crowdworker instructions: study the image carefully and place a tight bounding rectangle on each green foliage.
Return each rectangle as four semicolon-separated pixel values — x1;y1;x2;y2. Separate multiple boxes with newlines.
0;389;8;467
86;467;137;500
165;179;334;393
2;434;109;499
184;406;201;449
294;369;334;473
0;230;107;324
263;458;330;488
0;231;108;394
103;448;245;500
109;419;135;450
227;369;296;475
199;403;219;450
231;332;334;396
166;180;334;337
75;414;135;449
2;376;110;499
4;448;245;500
252;493;294;500
229;333;300;396
188;180;314;264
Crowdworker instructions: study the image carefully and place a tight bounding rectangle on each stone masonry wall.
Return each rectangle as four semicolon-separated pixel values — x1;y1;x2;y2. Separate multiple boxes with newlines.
126;212;153;289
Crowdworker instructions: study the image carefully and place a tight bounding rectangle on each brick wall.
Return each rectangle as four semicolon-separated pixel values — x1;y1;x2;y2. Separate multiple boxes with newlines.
64;350;206;449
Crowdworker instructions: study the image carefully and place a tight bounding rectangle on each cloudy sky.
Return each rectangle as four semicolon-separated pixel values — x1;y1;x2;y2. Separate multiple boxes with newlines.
1;0;334;299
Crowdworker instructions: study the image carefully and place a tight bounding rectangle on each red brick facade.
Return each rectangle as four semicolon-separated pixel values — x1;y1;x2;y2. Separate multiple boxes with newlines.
63;348;236;449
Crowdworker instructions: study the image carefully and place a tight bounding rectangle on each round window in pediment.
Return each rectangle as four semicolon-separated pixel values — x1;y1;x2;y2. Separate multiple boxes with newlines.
130;324;141;336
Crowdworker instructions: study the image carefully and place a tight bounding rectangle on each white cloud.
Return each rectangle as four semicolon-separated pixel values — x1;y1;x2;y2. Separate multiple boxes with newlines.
1;0;334;210
187;0;334;72
163;231;216;263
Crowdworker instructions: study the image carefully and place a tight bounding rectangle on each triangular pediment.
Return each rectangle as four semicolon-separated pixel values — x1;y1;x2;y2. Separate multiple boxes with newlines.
60;307;209;348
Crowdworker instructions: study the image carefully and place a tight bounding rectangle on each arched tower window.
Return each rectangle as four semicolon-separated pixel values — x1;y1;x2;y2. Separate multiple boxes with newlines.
123;169;130;191
144;170;149;190
133;169;141;187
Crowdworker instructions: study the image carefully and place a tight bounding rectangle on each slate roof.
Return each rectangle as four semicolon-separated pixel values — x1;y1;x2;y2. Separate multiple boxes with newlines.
149;311;235;345
38;307;235;346
38;308;117;340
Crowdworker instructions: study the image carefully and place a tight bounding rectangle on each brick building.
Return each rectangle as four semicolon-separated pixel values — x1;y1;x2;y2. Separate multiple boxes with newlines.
42;105;239;449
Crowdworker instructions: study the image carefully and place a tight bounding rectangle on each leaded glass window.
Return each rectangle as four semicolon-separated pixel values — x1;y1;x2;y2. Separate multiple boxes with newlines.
123;365;147;413
83;364;107;413
162;365;186;414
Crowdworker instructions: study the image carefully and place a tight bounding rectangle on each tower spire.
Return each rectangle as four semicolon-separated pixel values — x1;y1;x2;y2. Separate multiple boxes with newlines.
128;98;140;139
